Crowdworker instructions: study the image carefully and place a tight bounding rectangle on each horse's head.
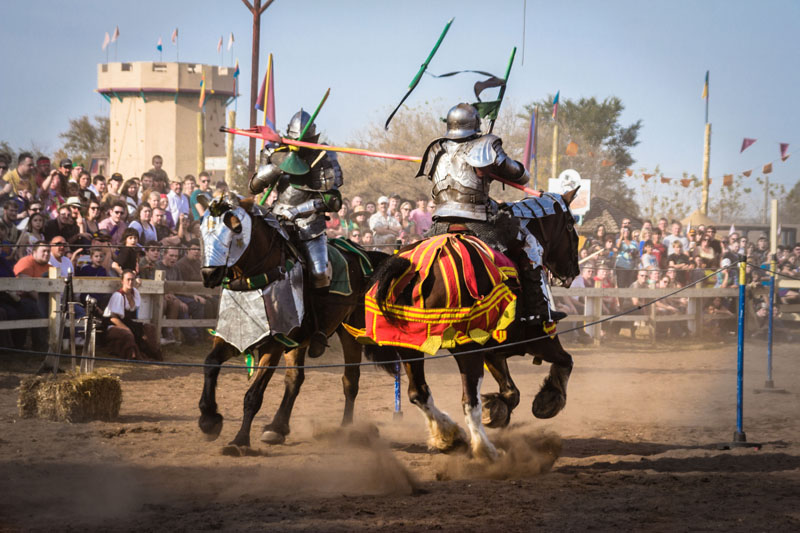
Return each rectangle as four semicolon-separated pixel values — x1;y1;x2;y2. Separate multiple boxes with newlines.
200;194;253;288
526;188;581;287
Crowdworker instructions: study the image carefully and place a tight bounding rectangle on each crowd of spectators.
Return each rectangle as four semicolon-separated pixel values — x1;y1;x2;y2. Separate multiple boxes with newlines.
0;153;220;355
560;216;800;340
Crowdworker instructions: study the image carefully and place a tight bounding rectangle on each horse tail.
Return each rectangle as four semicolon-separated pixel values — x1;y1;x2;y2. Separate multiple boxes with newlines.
362;344;401;377
372;254;412;323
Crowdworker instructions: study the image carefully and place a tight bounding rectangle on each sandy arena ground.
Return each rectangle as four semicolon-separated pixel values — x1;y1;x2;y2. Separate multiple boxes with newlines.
1;333;798;532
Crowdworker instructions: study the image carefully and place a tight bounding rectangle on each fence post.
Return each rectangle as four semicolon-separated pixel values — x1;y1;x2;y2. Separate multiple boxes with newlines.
43;267;62;373
151;270;166;339
649;298;657;344
693;293;704;337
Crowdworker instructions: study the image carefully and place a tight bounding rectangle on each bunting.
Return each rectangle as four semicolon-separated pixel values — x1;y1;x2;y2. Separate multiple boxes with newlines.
216;36;223;54
780;143;790;161
643;173;654;181
763;162;773;174
600;159;613;167
625;168;633;176
102;32;110;50
743;170;752;177
660;177;671;184
740;138;757;152
171;28;178;43
111;26;119;42
680;178;693;187
723;174;733;187
565;141;578;156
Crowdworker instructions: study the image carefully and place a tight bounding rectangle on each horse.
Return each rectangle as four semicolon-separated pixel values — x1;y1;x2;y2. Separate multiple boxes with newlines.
363;190;580;459
198;194;393;453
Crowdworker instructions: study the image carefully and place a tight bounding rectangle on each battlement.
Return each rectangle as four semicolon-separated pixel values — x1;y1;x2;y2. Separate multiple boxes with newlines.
97;62;235;96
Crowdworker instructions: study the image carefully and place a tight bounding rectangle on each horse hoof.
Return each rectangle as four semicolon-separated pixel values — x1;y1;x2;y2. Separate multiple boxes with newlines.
481;394;511;428
260;430;286;445
221;445;261;457
532;389;566;419
198;413;224;439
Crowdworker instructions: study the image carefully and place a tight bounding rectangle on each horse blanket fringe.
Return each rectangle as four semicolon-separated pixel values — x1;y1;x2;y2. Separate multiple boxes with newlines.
347;233;518;354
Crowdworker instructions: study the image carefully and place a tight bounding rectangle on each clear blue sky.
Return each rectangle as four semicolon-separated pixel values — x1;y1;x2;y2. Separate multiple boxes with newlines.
2;0;798;198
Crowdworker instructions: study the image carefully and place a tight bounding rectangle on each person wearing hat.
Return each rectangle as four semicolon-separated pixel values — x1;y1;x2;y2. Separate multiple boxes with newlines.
348;205;370;230
34;156;51;190
368;195;400;246
43;201;79;243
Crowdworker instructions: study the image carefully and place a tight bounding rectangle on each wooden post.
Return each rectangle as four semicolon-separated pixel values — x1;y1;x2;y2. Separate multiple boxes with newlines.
226;110;236;183
693;293;704;337
649;299;657;344
152;270;166;340
551;122;559;181
197;110;205;177
44;267;62;373
700;123;711;215
68;302;77;370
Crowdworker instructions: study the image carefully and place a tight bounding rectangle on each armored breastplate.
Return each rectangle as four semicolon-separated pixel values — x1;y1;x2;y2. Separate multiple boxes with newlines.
427;137;498;221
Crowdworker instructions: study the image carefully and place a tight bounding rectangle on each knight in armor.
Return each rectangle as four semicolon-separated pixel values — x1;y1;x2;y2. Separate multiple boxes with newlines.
249;110;343;356
417;103;566;325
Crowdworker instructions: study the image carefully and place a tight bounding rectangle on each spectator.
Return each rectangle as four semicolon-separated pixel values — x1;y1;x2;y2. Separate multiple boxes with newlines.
388;194;401;217
398;201;418;243
667;240;692;284
751;235;769;266
213;180;228;199
128;203;158;244
350;195;363;209
639;240;658;269
693;233;718;268
348;205;370;231
686;227;697;252
336;202;355;238
151;207;173;241
638;228;652;255
121;178;139;216
364;201;376;215
138;173;154;202
190;172;212;219
0;199;21;244
90;174;106;198
158;247;203;344
15;211;45;261
2;152;37;196
103;173;123;208
369;196;401;246
0;154;8;182
138;241;161;280
656;217;669;235
182;175;196;199
41;171;65;218
583;224;606;252
111;228;141;276
76;170;97;204
705;226;723;257
650;229;667;267
167;179;190;222
148;155;169;183
43;203;79;243
79;199;102;237
348;227;361;244
48;236;75;276
144;190;161;210
662;221;689;250
33;156;51;190
101;270;162;360
3;241;48;352
70;162;84;184
361;230;376;251
409;195;433;236
77;248;111;308
614;226;639;288
98;200;128;245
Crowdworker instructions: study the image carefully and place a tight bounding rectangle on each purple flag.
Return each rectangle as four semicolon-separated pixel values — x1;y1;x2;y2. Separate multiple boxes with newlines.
740;138;757;153
523;108;536;171
780;143;790;161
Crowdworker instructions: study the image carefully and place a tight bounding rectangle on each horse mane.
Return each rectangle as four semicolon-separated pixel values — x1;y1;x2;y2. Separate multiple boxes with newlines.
239;196;255;212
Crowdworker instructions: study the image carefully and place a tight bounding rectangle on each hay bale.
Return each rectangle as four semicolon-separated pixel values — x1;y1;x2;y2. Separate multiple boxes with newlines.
17;372;122;422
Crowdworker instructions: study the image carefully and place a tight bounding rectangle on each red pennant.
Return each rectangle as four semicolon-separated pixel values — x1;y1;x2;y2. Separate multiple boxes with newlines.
723;175;733;187
780;143;790;161
600;159;613;167
660;177;671;184
643;173;654;181
625;168;633;176
680;178;692;187
763;162;773;174
740;138;757;152
742;170;752;177
565;141;578;156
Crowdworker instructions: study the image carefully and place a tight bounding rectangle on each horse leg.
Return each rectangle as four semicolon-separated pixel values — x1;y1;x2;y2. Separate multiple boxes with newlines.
482;352;521;428
530;336;574;419
337;327;361;426
400;349;467;452
258;347;306;444
455;352;498;461
198;337;238;439
227;344;284;449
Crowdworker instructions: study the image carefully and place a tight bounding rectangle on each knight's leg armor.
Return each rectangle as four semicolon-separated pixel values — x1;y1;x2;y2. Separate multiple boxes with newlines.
517;226;567;324
301;235;331;357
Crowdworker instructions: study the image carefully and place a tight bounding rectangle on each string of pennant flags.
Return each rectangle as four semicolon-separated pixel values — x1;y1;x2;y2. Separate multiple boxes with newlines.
100;27;236;64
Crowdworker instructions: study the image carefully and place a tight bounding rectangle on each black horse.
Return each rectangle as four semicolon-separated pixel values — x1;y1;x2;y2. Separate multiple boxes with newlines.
198;195;392;453
367;190;580;459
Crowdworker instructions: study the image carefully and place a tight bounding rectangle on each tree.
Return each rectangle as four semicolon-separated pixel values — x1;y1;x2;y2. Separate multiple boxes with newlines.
525;96;642;215
783;179;800;224
58;115;109;164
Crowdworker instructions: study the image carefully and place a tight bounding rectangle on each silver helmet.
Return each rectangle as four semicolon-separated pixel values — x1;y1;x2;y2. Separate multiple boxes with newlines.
286;109;315;140
444;103;481;140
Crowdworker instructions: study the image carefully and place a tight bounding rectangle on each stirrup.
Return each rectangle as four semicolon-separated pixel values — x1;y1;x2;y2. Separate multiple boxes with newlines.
308;330;329;358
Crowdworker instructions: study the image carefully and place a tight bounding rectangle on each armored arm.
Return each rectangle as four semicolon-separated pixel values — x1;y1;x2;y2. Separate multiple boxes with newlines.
490;138;530;186
248;146;284;194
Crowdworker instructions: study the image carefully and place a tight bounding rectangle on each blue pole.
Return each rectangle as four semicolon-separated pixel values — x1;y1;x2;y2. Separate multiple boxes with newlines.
734;257;747;442
394;361;402;419
765;256;776;388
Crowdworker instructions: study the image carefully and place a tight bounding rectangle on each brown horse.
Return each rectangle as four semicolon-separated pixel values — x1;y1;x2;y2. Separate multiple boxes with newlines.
198;195;392;452
367;190;580;459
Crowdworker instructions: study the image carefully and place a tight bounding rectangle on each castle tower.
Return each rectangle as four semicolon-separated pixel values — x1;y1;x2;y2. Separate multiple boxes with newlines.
97;61;236;181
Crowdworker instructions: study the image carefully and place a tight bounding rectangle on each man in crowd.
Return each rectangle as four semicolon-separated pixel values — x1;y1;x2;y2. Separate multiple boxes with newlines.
158;247;204;344
369;196;400;246
167;179;190;222
98;200;128;245
0;199;20;243
70;162;84;184
151;207;173;241
388;194;401;217
103;173;123;208
90;174;106;198
48;236;75;276
44;203;79;243
138;241;161;280
409;195;433;235
0;154;9;182
34;156;51;190
190;172;212;219
138;172;154;201
662;221;689;250
3;152;37;196
6;241;50;352
705;226;723;256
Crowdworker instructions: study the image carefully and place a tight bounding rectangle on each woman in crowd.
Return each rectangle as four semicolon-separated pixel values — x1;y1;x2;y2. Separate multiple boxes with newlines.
337;201;355;238
158;194;175;229
397;201;418;244
43;173;65;218
111;228;141;276
615;225;639;288
693;234;718;268
102;269;162;360
80;199;102;237
128;203;158;244
349;206;370;232
14;212;45;260
121;178;139;216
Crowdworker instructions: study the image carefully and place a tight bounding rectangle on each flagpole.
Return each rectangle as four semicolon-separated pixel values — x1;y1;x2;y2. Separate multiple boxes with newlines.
700;70;711;215
533;105;539;190
261;53;272;151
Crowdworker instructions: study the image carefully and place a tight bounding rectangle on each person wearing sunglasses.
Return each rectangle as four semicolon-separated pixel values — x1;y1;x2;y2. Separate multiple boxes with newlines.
98;200;129;245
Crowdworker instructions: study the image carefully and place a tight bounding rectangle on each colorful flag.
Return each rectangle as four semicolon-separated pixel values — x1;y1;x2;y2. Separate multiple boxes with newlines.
660;177;671;184
255;53;276;131
680;178;692;187
227;32;235;51
522;108;536;171
565;141;578;157
217;36;223;54
551;91;560;120
171;27;178;43
600;159;613;167
625;169;633;176
780;143;790;161
643;173;654;181
740;138;757;152
723;175;733;187
111;26;119;42
102;32;110;50
198;72;206;108
743;170;752;177
233;59;240;78
701;70;709;100
156;37;163;52
763;162;773;174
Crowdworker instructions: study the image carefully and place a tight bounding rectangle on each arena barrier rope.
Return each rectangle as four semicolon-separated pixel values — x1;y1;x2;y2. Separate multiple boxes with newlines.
1;264;733;372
